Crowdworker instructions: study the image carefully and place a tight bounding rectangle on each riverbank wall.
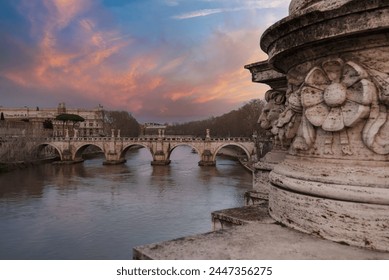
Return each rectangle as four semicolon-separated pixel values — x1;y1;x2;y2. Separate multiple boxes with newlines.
0;156;59;173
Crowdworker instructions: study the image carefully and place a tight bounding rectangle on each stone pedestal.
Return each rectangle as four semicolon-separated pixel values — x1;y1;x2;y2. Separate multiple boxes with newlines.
257;0;389;251
270;156;389;251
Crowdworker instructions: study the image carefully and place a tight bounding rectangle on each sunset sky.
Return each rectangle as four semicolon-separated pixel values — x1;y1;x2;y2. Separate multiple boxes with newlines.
0;0;289;123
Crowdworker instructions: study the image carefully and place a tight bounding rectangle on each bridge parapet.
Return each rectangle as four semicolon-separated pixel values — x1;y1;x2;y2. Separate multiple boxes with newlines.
209;137;252;142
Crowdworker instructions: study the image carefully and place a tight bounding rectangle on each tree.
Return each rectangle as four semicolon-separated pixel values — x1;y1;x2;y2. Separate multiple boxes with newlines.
43;119;53;129
104;111;140;137
56;113;85;123
166;99;265;138
0;112;4;121
55;113;85;135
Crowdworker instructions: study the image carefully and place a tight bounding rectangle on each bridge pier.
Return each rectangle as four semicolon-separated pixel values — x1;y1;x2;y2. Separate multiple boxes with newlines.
151;151;171;166
151;160;171;166
52;148;85;165
103;159;126;165
103;151;126;165
198;160;216;166
198;150;216;166
62;149;73;161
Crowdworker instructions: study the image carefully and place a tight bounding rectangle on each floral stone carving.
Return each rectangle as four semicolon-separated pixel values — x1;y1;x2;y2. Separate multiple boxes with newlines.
296;59;377;155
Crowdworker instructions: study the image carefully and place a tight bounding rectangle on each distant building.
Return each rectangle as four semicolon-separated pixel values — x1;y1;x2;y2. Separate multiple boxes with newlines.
0;103;105;137
142;123;167;136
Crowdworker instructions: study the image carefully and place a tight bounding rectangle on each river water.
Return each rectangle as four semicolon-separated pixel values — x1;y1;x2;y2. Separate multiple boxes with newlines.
0;146;252;260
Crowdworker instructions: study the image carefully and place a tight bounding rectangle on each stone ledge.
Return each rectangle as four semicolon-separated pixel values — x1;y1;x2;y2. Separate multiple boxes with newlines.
212;204;274;230
134;204;389;259
133;222;389;260
244;191;268;205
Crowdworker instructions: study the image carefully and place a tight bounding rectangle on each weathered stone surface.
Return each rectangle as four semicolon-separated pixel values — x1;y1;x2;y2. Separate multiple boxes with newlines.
289;0;354;15
271;156;389;204
133;222;389;260
261;1;389;73
244;61;287;91
251;149;287;200
269;185;389;252
212;203;274;230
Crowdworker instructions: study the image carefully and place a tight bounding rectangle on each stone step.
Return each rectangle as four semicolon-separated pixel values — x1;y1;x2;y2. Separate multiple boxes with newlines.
211;203;275;230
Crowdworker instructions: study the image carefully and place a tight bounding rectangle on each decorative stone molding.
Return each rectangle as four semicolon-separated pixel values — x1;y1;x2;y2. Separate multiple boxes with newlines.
289;0;354;15
261;0;389;73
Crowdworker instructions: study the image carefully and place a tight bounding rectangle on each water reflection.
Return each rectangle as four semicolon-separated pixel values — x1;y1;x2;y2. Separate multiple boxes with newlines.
0;146;251;259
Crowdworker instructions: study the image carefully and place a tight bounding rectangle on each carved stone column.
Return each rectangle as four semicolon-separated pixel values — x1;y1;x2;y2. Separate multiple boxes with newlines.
257;0;389;251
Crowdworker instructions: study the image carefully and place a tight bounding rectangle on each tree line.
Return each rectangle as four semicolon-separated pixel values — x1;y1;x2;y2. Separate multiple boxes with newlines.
165;99;266;138
103;99;269;139
103;110;140;137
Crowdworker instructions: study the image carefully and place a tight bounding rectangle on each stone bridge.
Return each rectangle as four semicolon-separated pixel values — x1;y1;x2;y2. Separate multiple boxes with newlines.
36;133;256;166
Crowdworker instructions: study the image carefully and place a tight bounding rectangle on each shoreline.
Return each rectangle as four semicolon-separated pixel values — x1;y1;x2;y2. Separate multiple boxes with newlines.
0;156;59;173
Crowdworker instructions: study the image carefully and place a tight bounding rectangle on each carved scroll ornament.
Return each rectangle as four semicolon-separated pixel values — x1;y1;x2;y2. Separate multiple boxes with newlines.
363;70;389;155
273;88;303;149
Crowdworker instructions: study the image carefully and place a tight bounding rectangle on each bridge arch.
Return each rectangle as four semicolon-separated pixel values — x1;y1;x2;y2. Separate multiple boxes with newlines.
34;143;62;160
120;143;153;161
212;143;251;162
167;143;202;162
74;143;104;161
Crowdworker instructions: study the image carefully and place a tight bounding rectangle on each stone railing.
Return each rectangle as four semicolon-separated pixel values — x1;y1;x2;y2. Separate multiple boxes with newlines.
39;136;255;143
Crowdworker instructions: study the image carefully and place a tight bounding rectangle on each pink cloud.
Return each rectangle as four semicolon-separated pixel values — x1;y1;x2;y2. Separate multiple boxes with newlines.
2;0;271;122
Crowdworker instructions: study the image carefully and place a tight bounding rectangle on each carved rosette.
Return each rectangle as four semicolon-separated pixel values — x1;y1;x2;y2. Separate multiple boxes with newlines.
302;59;375;132
290;59;386;155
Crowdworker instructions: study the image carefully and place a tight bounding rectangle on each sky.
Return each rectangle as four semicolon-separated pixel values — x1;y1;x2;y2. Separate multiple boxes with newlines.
0;0;289;123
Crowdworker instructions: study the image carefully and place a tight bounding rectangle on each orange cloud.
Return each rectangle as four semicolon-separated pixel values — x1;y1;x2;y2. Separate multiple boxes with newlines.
2;0;273;122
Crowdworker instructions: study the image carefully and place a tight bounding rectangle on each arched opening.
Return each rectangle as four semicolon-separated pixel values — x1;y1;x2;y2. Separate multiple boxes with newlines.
34;143;61;161
168;144;202;166
214;144;250;162
120;144;153;165
213;144;251;171
74;144;104;162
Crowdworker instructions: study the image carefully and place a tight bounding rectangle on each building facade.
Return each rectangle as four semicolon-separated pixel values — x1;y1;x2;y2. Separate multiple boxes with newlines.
0;103;105;137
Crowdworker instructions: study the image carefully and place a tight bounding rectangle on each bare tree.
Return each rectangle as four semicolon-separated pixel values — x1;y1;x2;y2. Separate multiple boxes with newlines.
166;99;266;138
104;111;140;137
